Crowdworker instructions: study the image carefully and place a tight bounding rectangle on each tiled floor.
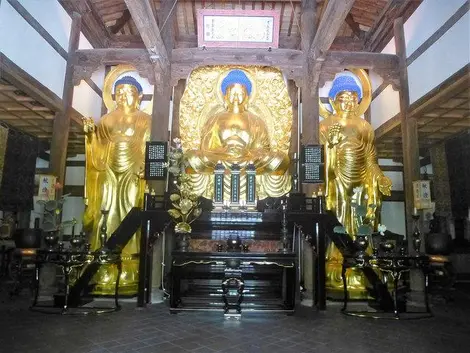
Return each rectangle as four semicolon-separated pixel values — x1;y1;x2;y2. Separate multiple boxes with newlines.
1;286;469;353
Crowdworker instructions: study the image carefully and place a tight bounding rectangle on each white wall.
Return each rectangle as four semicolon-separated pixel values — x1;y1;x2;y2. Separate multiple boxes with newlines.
370;0;469;232
0;0;103;118
372;0;470;128
408;11;469;103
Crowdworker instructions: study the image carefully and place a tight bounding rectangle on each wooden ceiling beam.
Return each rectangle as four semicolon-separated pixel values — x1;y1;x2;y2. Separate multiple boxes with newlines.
170;47;304;84
110;9;131;34
375;64;470;140
0;53;82;126
157;0;177;52
323;50;399;70
58;0;110;48
307;0;355;93
109;33;363;51
123;0;170;78
364;0;422;52
345;13;365;38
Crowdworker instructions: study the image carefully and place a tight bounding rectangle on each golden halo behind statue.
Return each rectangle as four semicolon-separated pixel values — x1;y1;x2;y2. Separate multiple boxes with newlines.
179;65;292;154
215;68;257;105
319;68;372;119
103;64;153;115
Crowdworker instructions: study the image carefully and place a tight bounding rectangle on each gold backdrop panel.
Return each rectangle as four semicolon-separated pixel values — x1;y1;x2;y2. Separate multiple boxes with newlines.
179;65;293;200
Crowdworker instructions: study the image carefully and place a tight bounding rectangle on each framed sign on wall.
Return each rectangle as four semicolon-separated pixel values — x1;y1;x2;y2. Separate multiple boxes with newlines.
197;9;280;48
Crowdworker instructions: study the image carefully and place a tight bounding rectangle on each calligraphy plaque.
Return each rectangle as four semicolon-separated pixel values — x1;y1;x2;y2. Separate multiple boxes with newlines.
197;9;280;48
301;145;325;184
145;141;167;180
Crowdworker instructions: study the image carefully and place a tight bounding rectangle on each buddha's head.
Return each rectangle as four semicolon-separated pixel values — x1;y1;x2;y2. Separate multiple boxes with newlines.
114;76;143;111
329;74;362;114
221;70;252;111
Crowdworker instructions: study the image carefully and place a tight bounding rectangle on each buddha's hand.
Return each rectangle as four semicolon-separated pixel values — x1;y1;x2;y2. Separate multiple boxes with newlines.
378;175;392;196
327;123;343;147
82;117;95;134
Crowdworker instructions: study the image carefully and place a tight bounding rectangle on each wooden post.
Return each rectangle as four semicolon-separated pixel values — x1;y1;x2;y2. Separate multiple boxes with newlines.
394;17;423;293
149;78;171;196
101;65;111;116
170;79;186;140
430;143;452;217
300;0;319;200
394;17;420;237
287;80;299;157
50;12;81;191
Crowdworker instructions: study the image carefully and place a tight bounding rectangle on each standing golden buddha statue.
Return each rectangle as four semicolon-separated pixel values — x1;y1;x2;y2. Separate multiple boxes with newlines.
180;67;293;200
319;70;392;299
82;74;150;295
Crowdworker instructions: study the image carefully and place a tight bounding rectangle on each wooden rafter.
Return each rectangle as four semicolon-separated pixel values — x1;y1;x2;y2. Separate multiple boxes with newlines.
110;9;131;34
109;33;364;51
364;0;422;52
307;0;355;92
170;47;304;83
59;0;110;48
345;13;364;38
375;64;470;140
0;53;82;125
123;0;170;77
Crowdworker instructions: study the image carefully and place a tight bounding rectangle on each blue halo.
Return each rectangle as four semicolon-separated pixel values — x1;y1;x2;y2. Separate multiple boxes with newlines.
328;75;362;100
221;69;252;96
114;76;143;94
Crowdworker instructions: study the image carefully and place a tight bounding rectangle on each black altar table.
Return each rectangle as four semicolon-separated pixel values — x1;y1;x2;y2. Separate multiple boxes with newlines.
170;251;296;313
139;203;329;311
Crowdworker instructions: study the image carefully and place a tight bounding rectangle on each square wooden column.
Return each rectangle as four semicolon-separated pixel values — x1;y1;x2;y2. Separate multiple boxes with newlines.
395;18;423;291
49;12;81;192
150;77;171;195
394;18;420;237
430;143;452;217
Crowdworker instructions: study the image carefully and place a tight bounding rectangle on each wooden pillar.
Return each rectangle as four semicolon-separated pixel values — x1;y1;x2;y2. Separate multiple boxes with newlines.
299;0;318;303
301;0;319;198
50;12;81;191
430;143;452;217
101;65;111;116
150;76;171;195
394;17;420;237
170;79;186;140
300;0;319;146
288;79;299;158
394;17;423;293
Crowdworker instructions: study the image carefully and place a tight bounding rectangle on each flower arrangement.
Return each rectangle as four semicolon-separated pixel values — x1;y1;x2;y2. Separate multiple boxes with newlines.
36;182;76;235
333;186;387;256
166;138;202;233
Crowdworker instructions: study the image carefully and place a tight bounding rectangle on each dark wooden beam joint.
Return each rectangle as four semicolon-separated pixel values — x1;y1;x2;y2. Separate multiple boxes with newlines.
110;9;131;34
170;47;305;85
124;0;170;81
307;0;356;95
72;49;154;86
320;51;401;88
345;13;365;39
59;0;110;48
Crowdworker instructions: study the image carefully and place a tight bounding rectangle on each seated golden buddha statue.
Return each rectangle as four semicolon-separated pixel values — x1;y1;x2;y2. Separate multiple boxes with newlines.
82;74;150;295
180;67;292;200
319;70;392;299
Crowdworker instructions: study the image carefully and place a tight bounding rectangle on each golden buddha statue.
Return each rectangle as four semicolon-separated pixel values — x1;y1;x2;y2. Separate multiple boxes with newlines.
82;72;150;295
319;70;392;299
180;67;293;200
